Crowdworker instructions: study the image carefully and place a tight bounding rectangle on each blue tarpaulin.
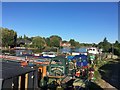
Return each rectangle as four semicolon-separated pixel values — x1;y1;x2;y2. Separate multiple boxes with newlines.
82;60;88;66
72;55;88;67
72;55;87;60
76;62;82;67
76;60;88;67
67;55;74;59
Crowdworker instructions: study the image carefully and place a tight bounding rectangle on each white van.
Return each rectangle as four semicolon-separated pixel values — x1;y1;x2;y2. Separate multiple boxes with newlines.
87;47;99;54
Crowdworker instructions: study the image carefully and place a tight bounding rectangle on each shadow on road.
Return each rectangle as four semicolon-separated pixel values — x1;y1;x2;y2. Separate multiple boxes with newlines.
88;82;103;90
98;59;120;89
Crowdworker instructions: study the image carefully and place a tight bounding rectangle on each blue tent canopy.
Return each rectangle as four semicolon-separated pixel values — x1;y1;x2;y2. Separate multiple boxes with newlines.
76;60;88;67
72;54;87;60
67;55;74;60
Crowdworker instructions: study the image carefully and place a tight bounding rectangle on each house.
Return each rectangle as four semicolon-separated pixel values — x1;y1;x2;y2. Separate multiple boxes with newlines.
17;39;32;47
60;42;71;47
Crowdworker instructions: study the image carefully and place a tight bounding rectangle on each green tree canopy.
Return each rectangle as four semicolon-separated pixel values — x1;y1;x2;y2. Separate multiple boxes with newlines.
69;39;80;48
45;37;51;47
113;40;120;56
1;28;17;48
114;40;120;48
32;36;46;51
62;40;68;43
49;35;62;48
69;39;76;47
98;37;111;52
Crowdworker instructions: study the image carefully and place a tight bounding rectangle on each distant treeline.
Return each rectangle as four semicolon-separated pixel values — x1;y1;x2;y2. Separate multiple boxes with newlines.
1;27;120;56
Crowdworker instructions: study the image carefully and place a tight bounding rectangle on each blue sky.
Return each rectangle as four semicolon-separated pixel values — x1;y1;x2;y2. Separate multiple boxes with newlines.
2;2;118;43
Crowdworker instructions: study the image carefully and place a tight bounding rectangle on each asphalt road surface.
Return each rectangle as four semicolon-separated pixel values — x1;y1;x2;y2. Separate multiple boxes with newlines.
99;58;120;89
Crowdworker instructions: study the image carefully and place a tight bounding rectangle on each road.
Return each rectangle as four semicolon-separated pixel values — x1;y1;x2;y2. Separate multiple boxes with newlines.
98;58;120;89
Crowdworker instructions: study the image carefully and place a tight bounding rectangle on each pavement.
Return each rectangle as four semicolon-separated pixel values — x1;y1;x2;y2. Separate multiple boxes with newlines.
98;58;120;90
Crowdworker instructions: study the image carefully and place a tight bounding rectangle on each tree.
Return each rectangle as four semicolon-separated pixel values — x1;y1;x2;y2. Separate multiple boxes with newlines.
75;41;80;48
17;36;22;40
92;43;97;47
49;35;62;48
32;36;46;52
69;39;80;48
114;40;120;48
113;40;120;56
62;40;68;43
45;37;51;47
69;39;76;47
98;37;111;52
2;28;17;48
